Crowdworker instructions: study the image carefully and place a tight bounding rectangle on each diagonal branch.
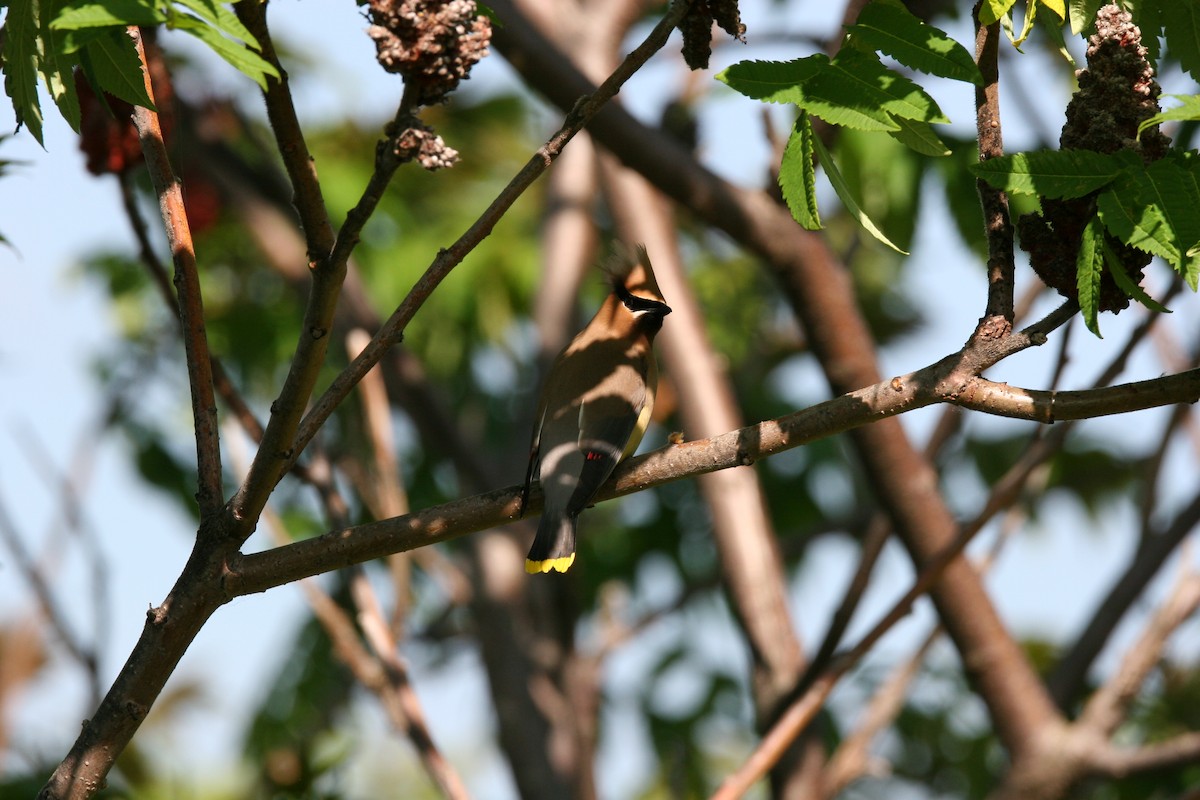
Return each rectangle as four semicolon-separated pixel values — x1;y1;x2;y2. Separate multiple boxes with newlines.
227;352;1200;596
286;0;694;474
129;27;222;517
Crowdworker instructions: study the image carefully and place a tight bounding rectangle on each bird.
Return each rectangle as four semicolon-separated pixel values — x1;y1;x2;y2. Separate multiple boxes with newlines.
521;245;672;574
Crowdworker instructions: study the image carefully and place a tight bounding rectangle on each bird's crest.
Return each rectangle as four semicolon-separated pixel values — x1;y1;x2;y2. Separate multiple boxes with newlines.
603;243;665;302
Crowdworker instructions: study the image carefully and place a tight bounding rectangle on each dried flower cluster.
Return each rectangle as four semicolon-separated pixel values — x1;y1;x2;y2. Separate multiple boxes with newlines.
365;0;492;106
391;117;460;171
1018;4;1170;313
678;0;745;71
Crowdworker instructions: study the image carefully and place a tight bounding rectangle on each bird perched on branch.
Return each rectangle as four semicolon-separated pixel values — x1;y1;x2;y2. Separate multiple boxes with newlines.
521;245;672;574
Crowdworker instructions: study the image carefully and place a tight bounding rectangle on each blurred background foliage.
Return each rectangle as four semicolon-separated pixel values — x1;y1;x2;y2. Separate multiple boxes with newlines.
5;0;1200;797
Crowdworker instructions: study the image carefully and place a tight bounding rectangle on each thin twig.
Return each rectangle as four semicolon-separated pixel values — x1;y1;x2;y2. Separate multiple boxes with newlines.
1078;565;1200;737
128;27;222;516
233;0;336;261
289;0;695;473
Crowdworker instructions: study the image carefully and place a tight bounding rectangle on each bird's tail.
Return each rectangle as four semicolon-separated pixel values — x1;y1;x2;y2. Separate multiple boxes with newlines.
526;512;577;574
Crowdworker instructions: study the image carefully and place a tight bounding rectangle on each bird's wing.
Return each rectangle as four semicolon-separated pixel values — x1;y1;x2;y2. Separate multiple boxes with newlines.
565;369;648;513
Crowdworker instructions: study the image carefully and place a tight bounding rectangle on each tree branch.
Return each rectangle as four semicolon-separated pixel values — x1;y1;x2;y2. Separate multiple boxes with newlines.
226;354;1200;596
973;8;1015;333
128;27;222;516
286;0;694;478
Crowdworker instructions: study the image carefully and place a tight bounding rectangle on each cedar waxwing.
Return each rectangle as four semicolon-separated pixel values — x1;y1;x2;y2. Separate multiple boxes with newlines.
521;245;672;574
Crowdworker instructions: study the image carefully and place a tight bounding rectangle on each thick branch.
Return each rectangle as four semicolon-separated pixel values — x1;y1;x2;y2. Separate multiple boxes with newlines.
973;10;1015;331
226;361;1200;596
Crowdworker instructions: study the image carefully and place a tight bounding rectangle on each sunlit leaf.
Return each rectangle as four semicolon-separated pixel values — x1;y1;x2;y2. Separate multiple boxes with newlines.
716;57;825;105
173;0;261;49
1076;215;1105;337
1041;0;1066;20
81;28;155;109
3;0;45;145
970;149;1121;197
1139;94;1200;139
847;0;982;85
171;14;278;89
779;111;821;230
51;0;164;28
980;0;1018;25
812;126;908;254
806;48;949;126
1096;186;1179;265
1102;240;1171;313
887;115;951;156
1069;0;1102;34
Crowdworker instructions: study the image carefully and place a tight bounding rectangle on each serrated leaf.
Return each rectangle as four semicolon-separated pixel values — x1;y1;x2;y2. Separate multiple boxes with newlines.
846;1;983;85
886;115;950;156
715;57;826;105
1069;0;1101;34
3;0;45;145
173;0;260;49
804;48;948;128
39;7;82;132
82;28;155;109
1102;239;1171;313
1141;154;1200;269
1097;186;1179;264
51;0;164;29
171;15;278;89
1162;2;1200;84
1076;215;1105;337
969;149;1121;198
1139;94;1200;139
980;0;1018;25
812;125;908;254
779;111;820;230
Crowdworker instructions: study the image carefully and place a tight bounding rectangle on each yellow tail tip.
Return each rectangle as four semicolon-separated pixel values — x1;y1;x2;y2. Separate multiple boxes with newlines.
525;554;576;574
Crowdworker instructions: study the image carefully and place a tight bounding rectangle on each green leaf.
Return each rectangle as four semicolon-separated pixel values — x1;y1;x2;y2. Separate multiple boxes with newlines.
779;111;820;230
715;57;826;105
812;125;908;254
1139;94;1200;139
39;6;82;132
3;0;45;145
172;0;260;49
804;48;949;128
980;0;1018;25
82;28;155;109
1011;0;1037;47
1041;0;1066;21
1141;153;1200;269
1162;2;1200;84
969;149;1121;198
1076;215;1105;337
886;115;950;156
1102;240;1171;313
846;1;983;85
1068;0;1101;34
1037;11;1080;68
171;14;278;89
1096;186;1179;265
51;0;164;28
